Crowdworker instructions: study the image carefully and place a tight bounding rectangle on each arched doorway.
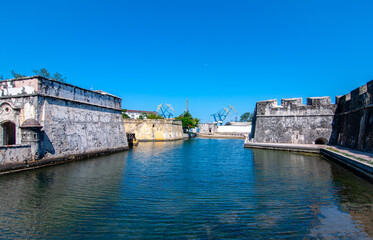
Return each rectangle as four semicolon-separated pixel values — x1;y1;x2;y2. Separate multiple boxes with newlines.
2;121;16;145
315;137;328;145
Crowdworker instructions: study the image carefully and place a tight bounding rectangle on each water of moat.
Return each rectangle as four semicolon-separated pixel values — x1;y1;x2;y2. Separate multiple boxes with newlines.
1;139;373;239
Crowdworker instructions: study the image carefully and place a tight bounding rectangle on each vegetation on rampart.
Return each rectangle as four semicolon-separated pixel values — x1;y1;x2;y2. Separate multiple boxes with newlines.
1;69;67;82
176;111;200;132
139;113;164;119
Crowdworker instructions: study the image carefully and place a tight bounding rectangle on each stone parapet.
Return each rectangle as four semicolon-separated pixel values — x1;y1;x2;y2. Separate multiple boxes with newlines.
0;76;121;110
331;80;373;153
256;97;334;117
335;80;373;114
0;145;31;165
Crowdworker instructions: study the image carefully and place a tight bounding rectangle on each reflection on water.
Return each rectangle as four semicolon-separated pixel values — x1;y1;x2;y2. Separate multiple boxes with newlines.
0;139;372;239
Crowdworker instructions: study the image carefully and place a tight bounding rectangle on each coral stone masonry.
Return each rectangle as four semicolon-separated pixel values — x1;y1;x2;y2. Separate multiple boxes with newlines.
247;80;373;154
249;96;336;144
0;76;128;172
330;80;373;153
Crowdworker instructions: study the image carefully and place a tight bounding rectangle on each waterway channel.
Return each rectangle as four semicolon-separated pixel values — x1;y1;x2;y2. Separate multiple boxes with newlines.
1;139;373;239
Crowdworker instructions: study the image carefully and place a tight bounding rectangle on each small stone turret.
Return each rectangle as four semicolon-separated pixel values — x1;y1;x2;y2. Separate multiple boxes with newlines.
20;119;43;160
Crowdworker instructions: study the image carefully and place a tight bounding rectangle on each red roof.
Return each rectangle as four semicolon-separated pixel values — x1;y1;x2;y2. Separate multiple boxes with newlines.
125;110;157;114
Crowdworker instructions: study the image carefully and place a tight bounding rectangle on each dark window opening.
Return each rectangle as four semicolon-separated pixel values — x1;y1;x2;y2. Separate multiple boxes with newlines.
315;137;328;145
2;121;16;145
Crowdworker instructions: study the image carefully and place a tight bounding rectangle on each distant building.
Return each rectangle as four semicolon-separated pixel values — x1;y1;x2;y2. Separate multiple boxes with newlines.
126;110;157;119
199;122;251;136
218;122;252;134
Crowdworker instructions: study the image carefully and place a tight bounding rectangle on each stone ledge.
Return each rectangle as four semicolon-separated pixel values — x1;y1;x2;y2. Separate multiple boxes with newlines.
0;146;129;175
244;142;373;182
244;142;321;153
0;144;31;149
321;148;373;182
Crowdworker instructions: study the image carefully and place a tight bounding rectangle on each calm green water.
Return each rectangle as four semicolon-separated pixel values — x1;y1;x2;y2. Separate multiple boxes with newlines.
1;139;373;239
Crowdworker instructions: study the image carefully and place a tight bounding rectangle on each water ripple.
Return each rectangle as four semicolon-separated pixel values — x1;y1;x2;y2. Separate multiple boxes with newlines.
0;139;372;239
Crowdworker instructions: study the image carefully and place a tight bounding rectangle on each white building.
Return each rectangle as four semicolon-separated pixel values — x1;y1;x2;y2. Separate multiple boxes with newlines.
125;110;157;119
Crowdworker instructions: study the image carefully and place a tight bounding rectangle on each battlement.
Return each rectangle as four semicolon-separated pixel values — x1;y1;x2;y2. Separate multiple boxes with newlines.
335;80;373;113
307;97;332;106
281;98;302;107
0;76;122;110
256;96;334;116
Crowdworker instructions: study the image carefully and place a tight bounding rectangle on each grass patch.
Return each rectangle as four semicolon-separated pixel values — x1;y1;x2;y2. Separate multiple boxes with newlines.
326;147;372;164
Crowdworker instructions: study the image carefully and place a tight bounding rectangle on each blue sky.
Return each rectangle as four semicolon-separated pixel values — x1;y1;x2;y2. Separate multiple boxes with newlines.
1;0;373;122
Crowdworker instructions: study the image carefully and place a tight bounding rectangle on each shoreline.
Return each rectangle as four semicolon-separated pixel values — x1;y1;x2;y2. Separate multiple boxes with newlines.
0;146;129;176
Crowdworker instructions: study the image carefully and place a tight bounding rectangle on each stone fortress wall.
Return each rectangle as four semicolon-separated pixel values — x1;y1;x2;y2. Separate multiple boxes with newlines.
0;76;128;169
330;80;373;153
249;97;336;144
123;118;184;141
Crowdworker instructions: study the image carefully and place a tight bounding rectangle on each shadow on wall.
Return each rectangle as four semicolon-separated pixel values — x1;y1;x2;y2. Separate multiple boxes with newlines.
41;131;55;156
329;80;373;153
329;102;341;146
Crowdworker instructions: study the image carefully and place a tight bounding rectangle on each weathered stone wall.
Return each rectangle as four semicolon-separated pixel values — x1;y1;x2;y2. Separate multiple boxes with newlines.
39;96;127;158
0;76;128;168
330;80;373;153
199;123;217;135
249;97;336;144
0;145;31;166
123;119;183;141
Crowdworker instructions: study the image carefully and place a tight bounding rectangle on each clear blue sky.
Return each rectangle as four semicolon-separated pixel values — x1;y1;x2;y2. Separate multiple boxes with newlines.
1;0;373;122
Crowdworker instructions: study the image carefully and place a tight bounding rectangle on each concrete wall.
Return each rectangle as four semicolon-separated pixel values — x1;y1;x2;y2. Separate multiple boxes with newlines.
0;76;128;169
217;124;251;134
249;97;336;144
330;80;373;153
123;119;183;141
